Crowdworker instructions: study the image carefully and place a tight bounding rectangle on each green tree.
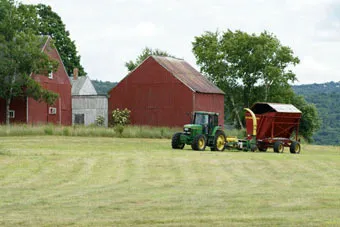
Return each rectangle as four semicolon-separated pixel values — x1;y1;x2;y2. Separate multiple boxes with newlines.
0;0;58;125
21;3;86;77
125;47;175;72
192;30;300;128
290;94;321;143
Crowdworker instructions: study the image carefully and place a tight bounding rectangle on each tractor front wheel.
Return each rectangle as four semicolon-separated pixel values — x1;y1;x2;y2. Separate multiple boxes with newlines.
212;130;226;152
273;141;284;153
290;141;301;154
191;134;206;151
171;133;185;149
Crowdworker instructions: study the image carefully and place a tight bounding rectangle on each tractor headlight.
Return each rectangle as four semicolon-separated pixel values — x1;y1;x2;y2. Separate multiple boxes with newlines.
183;128;191;134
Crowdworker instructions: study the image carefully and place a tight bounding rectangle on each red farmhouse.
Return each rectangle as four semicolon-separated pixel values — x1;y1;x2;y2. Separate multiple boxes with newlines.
108;56;225;127
0;36;72;125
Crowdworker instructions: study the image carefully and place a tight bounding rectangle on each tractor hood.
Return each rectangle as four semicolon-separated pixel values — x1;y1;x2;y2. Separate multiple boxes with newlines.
184;124;202;130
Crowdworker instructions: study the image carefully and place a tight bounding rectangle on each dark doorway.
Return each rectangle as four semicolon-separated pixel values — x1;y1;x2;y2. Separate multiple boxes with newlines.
74;114;85;125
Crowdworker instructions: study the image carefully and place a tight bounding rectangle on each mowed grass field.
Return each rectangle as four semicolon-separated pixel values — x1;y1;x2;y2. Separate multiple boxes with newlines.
0;136;339;226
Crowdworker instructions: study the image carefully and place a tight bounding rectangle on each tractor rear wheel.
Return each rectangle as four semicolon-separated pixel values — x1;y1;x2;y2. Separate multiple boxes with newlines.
171;133;185;149
212;130;226;152
273;141;284;153
191;134;206;151
290;141;301;154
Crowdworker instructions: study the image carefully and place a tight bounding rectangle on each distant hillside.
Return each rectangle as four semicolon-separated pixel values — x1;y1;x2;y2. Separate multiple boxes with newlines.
293;81;340;145
293;81;340;95
92;80;117;95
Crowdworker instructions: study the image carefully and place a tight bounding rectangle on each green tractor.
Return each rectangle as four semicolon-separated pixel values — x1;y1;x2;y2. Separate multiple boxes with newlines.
171;111;226;151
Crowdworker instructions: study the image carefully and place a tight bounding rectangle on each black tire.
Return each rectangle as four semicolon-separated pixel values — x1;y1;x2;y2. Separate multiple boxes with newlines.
191;134;206;151
212;130;226;152
273;141;284;153
257;143;267;152
250;144;257;152
171;133;185;149
290;141;301;154
258;147;267;152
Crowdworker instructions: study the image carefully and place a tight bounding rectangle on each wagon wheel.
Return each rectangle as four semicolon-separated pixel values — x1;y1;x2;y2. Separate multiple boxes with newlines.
257;143;267;152
258;147;267;152
191;134;206;151
290;141;301;154
273;141;284;153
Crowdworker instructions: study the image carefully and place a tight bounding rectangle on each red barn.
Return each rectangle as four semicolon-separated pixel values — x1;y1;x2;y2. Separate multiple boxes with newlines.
0;36;72;125
108;56;225;127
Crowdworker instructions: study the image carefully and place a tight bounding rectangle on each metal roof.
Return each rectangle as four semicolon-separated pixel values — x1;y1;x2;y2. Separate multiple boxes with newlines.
69;76;97;95
269;103;301;113
251;102;301;113
152;56;225;95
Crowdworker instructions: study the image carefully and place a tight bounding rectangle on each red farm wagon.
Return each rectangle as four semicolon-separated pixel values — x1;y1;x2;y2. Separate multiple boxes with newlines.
244;102;302;153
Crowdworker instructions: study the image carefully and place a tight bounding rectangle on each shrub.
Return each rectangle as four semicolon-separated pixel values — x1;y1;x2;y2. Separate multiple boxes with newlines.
110;108;131;127
95;115;105;127
62;127;70;136
44;126;53;135
114;125;125;137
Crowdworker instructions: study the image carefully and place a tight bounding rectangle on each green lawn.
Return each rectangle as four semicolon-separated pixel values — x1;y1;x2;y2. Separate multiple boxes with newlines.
0;136;339;226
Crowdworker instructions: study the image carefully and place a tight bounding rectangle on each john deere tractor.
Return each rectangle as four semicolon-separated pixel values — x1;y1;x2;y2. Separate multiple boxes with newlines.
171;111;226;151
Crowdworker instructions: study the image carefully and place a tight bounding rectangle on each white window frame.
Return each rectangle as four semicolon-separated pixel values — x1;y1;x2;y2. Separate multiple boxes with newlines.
49;107;57;115
48;71;53;79
9;110;15;118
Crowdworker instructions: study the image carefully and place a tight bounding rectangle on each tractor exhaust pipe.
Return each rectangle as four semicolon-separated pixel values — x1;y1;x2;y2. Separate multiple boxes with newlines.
244;108;257;137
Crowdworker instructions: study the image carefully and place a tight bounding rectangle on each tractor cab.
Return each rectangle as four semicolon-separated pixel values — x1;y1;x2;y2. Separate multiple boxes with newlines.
172;111;226;151
192;112;219;135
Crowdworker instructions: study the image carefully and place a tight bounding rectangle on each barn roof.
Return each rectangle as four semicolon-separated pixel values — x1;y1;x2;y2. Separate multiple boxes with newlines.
69;76;97;95
152;56;225;95
250;102;301;114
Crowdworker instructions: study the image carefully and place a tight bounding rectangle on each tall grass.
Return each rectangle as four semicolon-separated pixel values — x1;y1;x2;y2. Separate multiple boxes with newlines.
0;124;245;140
0;124;183;139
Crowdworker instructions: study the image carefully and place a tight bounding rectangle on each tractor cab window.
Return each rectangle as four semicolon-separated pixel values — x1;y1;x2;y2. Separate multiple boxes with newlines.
212;114;218;126
194;113;209;125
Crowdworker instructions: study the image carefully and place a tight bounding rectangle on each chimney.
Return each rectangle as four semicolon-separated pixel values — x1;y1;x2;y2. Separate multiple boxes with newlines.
73;68;79;80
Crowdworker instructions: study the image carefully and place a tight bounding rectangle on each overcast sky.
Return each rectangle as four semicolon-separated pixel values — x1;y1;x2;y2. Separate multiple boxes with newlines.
22;0;340;85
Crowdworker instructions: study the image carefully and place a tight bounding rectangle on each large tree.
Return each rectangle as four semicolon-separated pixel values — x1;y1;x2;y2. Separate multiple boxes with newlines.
21;3;86;77
192;30;300;128
125;47;175;72
0;0;58;125
192;30;320;140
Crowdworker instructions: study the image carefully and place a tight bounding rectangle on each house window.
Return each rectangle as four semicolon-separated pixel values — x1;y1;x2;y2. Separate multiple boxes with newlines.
49;107;57;115
9;110;15;118
74;114;85;125
48;71;53;79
